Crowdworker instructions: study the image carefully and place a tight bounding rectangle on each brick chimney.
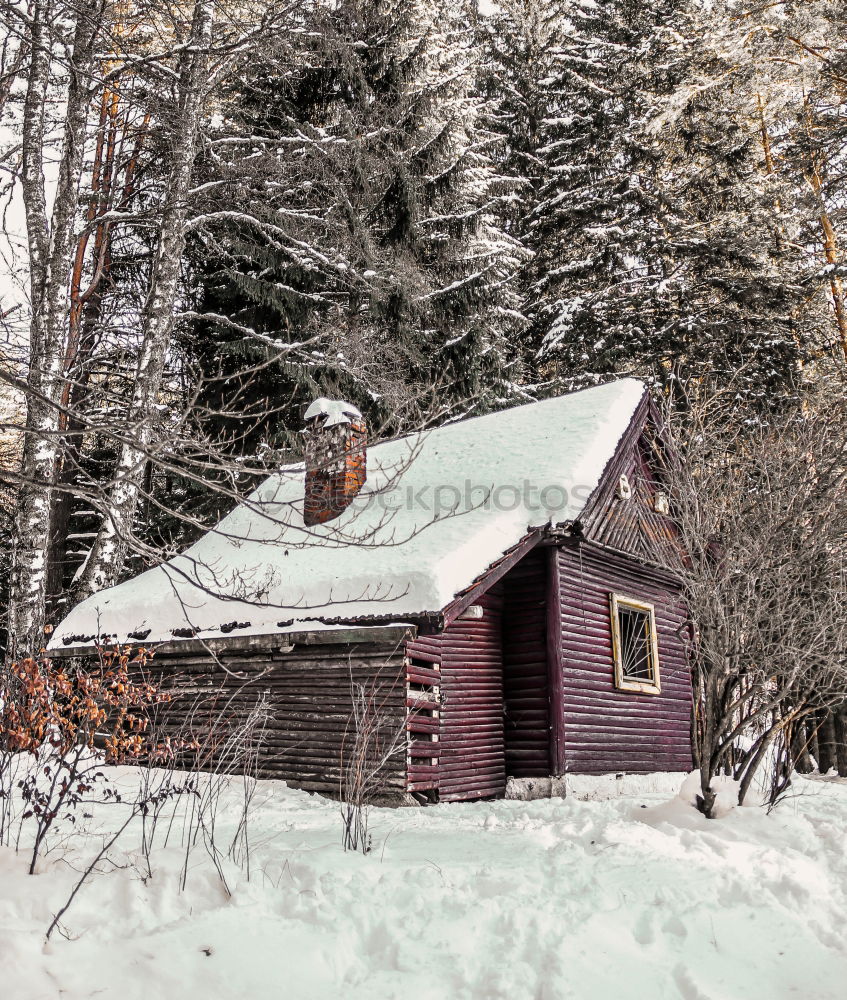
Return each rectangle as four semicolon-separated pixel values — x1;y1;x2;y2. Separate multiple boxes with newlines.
303;397;367;526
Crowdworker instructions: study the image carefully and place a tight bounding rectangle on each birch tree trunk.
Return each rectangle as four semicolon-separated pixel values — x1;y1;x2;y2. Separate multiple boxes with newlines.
8;0;103;658
74;0;215;599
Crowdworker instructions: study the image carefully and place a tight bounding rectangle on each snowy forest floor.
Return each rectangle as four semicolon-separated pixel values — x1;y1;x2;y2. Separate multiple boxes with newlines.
2;769;847;1000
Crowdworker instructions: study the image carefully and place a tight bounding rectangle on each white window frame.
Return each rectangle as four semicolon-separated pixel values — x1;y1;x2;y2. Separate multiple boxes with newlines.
609;593;661;694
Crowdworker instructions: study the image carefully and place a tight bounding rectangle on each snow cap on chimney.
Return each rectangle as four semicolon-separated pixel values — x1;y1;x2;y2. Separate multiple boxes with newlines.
303;397;362;429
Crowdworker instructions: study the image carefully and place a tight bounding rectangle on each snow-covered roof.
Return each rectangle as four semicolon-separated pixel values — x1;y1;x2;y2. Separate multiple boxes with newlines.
51;379;646;649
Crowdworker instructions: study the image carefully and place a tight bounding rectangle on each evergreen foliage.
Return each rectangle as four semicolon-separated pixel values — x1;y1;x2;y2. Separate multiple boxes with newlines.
12;0;846;612
180;0;525;460
524;0;684;389
520;0;839;403
182;0;846;443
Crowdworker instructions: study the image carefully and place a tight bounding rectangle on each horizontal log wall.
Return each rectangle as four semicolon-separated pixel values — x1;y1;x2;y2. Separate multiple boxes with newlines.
501;548;549;777
113;640;408;795
404;633;444;795
438;587;506;802
557;542;693;774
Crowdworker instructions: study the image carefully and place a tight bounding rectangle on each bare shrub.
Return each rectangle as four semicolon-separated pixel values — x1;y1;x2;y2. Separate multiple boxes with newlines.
0;745;28;848
663;387;847;816
45;768;188;941
151;691;272;892
340;668;407;854
0;638;276;939
0;645;179;872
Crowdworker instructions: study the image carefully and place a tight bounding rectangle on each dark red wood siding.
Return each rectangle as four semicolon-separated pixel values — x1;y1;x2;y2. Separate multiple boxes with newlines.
416;529;693;801
501;549;549;777
54;635;409;797
437;586;506;801
404;633;443;795
556;542;693;774
581;411;683;571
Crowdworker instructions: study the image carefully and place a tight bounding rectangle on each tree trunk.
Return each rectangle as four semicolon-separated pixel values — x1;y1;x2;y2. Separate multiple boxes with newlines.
834;703;847;779
696;673;720;818
807;715;820;771
790;717;813;775
805;98;847;360
8;0;102;658
738;724;781;808
46;90;147;613
817;709;836;775
0;32;28;117
74;0;215;599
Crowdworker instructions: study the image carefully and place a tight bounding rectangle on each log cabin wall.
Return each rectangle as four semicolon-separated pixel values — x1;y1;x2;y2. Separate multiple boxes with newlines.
501;548;549;778
51;543;692;804
556;542;693;775
415;530;692;803
55;633;410;798
404;632;444;797
437;586;507;802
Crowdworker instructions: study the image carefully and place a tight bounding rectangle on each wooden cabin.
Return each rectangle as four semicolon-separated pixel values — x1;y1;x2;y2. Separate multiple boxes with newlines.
50;380;694;803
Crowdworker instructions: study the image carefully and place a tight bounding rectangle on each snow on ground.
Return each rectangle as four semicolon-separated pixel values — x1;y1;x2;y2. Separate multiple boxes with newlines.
2;769;847;1000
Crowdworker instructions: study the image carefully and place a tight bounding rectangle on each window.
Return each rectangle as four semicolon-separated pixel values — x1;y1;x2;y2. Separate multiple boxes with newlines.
610;594;661;694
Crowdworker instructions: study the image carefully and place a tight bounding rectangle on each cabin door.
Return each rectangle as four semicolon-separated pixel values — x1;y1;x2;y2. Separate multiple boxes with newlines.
501;550;551;782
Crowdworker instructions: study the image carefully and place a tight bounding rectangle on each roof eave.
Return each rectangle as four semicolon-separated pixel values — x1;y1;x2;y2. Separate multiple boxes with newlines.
49;622;421;658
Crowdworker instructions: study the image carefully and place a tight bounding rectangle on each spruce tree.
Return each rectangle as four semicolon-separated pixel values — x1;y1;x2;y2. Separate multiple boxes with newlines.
141;0;526;548
479;0;567;388
525;0;685;389
480;0;568;220
651;3;814;404
181;0;523;447
525;0;816;404
778;0;847;365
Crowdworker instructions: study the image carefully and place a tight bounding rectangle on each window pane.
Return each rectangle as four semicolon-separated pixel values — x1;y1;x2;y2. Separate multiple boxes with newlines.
618;606;652;680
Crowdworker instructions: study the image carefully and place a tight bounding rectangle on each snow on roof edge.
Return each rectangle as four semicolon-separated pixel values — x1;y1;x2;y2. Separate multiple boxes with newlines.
49;619;420;655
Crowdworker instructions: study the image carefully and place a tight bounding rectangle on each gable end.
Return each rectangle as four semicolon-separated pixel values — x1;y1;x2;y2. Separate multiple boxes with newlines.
578;397;685;570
